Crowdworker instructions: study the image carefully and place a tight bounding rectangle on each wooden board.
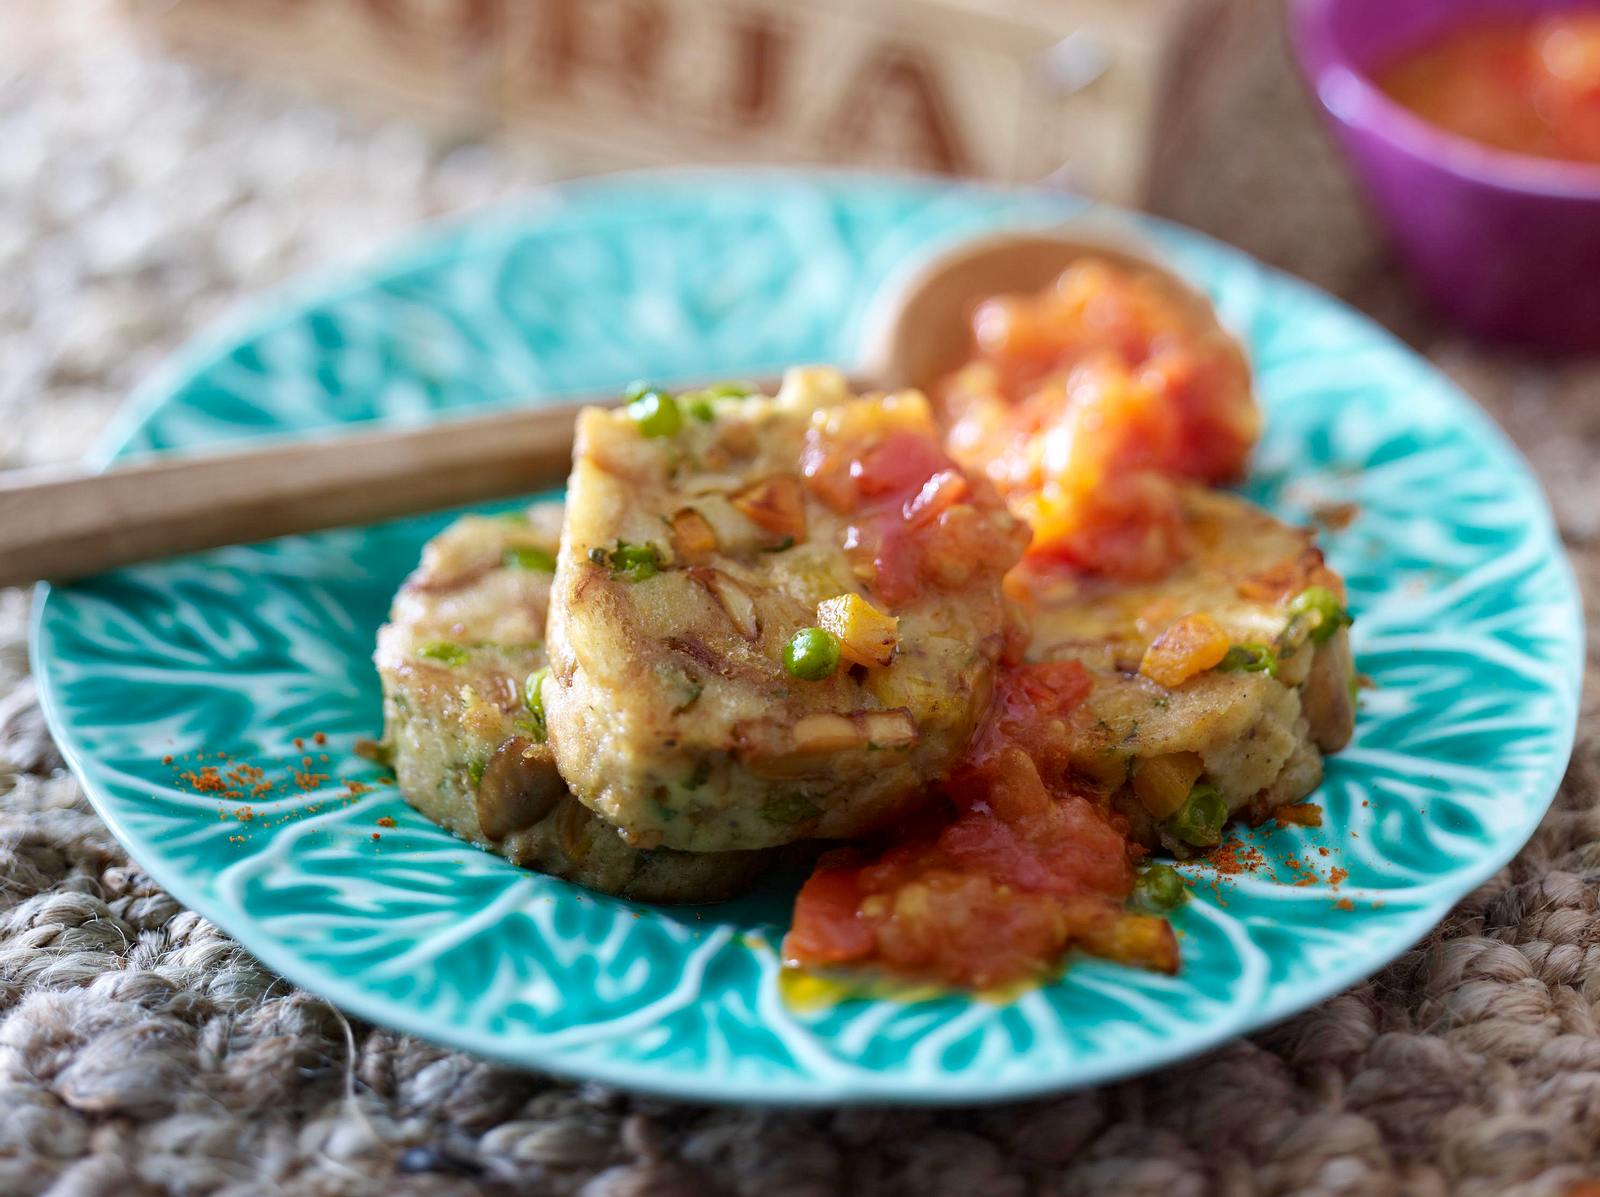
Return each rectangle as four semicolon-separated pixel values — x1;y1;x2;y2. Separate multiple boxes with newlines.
126;0;1260;204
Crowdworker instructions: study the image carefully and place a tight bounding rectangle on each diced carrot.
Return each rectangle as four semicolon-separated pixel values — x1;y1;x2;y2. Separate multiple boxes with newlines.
1132;751;1205;819
1139;613;1231;688
1068;905;1180;974
817;593;899;668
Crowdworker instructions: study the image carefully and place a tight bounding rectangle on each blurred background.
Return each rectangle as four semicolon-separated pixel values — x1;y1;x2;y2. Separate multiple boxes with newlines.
0;0;1593;530
0;3;1334;443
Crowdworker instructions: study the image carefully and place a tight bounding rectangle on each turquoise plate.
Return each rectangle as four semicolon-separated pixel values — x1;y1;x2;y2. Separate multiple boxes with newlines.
32;172;1583;1105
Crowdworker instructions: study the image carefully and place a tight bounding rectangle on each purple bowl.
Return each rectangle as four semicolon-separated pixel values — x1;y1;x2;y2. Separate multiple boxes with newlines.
1291;0;1600;351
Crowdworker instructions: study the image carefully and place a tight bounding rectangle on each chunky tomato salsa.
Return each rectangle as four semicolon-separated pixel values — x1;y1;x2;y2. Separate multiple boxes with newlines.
785;661;1179;990
939;259;1258;581
780;258;1266;991
800;397;1027;610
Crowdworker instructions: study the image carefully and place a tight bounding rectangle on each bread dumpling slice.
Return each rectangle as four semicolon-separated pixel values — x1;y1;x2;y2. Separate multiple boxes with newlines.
543;368;1030;853
375;504;768;901
1013;486;1356;854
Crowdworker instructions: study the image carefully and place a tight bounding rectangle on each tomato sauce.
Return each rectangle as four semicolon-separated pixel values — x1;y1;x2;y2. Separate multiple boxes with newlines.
800;407;1026;609
1378;16;1600;164
940;260;1258;581
783;661;1178;990
784;262;1255;993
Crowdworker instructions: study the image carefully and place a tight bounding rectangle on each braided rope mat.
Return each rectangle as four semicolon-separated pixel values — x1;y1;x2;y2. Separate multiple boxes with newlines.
3;6;1597;1195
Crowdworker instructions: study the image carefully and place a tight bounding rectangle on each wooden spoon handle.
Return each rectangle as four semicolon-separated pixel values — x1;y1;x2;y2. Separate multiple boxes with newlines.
0;399;588;590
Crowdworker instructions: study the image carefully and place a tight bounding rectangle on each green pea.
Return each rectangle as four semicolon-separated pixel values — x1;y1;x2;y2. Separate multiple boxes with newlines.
611;542;660;582
627;390;683;438
1133;863;1189;911
1217;643;1279;678
589;541;661;582
621;380;656;403
783;627;841;681
686;397;716;423
416;640;469;667
1166;783;1228;848
703;380;753;398
1288;585;1352;644
503;545;557;572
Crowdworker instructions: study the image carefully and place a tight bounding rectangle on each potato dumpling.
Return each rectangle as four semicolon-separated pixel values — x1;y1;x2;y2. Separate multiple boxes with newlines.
375;505;767;901
1011;486;1356;853
543;368;1030;853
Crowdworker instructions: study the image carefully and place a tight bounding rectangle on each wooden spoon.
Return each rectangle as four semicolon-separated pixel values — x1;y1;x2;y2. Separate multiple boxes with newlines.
0;228;1215;590
858;228;1223;392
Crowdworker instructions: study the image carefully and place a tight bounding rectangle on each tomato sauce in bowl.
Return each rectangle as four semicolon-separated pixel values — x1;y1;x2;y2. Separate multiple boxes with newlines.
1292;0;1600;350
1377;15;1600;163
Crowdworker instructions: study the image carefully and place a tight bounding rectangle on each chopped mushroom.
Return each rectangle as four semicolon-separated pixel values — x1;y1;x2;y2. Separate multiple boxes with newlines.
793;713;862;753
670;508;719;561
689;567;761;640
731;474;808;542
474;736;564;840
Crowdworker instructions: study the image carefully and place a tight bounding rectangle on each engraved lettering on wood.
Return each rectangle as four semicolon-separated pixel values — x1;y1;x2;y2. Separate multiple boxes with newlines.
537;0;671;103
140;0;1218;197
537;0;579;89
727;11;789;128
619;0;670;101
823;43;970;174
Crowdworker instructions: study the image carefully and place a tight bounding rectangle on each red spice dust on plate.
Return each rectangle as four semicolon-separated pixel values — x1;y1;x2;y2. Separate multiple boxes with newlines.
164;735;389;837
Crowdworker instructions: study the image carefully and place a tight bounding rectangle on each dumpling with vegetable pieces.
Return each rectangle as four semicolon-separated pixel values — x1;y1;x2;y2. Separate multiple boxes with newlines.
542;368;1031;853
374;504;769;901
1010;486;1357;855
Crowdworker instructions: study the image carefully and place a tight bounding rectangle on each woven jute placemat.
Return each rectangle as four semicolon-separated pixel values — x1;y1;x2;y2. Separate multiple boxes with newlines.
2;6;1596;1195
